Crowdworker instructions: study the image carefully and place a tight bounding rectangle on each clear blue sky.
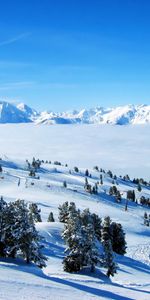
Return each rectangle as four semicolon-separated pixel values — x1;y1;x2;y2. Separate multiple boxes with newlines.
0;0;150;110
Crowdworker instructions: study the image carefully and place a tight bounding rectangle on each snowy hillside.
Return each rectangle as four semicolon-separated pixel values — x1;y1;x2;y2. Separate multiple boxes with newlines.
0;101;150;125
0;155;150;300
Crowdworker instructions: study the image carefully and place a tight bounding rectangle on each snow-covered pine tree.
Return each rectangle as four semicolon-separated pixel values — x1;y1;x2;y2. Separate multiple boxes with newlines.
91;213;102;241
110;222;127;254
144;212;149;226
0;196;8;257
81;222;99;272
63;207;100;273
101;216;117;277
9;199;46;267
62;206;82;272
29;203;42;222
58;201;69;223
3;201;17;258
47;212;55;222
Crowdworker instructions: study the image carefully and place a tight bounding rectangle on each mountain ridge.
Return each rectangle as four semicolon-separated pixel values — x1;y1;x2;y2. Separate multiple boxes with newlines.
0;100;150;125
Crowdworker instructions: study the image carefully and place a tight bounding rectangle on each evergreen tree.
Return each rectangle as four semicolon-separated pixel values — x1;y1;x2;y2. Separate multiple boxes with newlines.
110;222;127;254
11;200;46;267
101;216;117;277
63;208;99;273
91;213;102;241
137;183;142;192
144;212;149;226
115;191;122;203
47;212;55;222
0;196;7;257
85;169;89;177
74;166;79;173
58;202;77;223
58;201;69;223
63;181;67;188
127;190;135;202
100;174;103;185
29;203;42;222
62;207;82;272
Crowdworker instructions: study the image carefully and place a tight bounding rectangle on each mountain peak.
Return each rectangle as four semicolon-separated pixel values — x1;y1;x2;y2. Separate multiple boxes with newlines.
0;101;149;125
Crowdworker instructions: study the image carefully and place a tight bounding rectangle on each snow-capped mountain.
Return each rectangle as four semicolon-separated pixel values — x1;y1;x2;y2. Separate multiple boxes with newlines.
0;101;31;123
35;104;150;125
16;102;39;121
0;101;150;125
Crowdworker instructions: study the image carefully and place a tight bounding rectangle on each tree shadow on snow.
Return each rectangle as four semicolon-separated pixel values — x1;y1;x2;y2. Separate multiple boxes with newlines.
0;257;150;299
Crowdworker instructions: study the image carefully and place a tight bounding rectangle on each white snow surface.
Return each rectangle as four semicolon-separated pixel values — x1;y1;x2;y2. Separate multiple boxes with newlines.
0;124;149;299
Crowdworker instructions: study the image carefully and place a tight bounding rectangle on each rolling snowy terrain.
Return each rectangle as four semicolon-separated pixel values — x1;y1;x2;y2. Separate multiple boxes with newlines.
0;100;150;125
0;123;149;299
0;155;149;300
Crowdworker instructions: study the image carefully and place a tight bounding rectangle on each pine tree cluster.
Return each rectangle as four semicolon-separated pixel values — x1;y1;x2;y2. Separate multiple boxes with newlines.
0;197;46;268
60;202;127;277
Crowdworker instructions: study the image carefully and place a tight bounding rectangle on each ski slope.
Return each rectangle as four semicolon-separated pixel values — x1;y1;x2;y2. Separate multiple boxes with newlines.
0;149;149;300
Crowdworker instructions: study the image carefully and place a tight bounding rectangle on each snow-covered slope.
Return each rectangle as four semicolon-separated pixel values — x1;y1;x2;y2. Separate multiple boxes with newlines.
0;155;150;300
0;101;150;125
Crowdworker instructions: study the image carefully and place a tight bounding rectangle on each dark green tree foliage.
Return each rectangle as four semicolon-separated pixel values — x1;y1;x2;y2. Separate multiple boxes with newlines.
63;207;99;273
91;213;102;241
115;190;122;203
137;183;142;192
110;222;127;254
74;166;79;173
58;201;69;223
29;203;42;222
109;186;117;196
100;174;103;185
0;199;47;268
140;196;150;207
62;204;82;272
32;157;41;171
93;166;99;171
48;212;55;222
144;212;149;226
0;196;7;256
127;190;135;202
58;201;77;223
101;216;117;277
107;170;113;178
61;202;126;277
85;169;89;177
63;181;67;188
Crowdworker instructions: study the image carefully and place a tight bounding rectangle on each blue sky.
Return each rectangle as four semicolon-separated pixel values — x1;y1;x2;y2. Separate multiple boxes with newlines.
0;0;150;111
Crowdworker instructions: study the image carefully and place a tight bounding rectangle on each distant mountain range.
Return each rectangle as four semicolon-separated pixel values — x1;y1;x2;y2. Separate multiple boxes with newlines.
0;101;150;125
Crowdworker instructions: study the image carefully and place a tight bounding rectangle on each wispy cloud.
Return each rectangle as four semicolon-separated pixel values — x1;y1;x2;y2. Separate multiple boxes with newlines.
48;83;78;89
0;81;79;91
0;81;35;90
0;32;31;47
